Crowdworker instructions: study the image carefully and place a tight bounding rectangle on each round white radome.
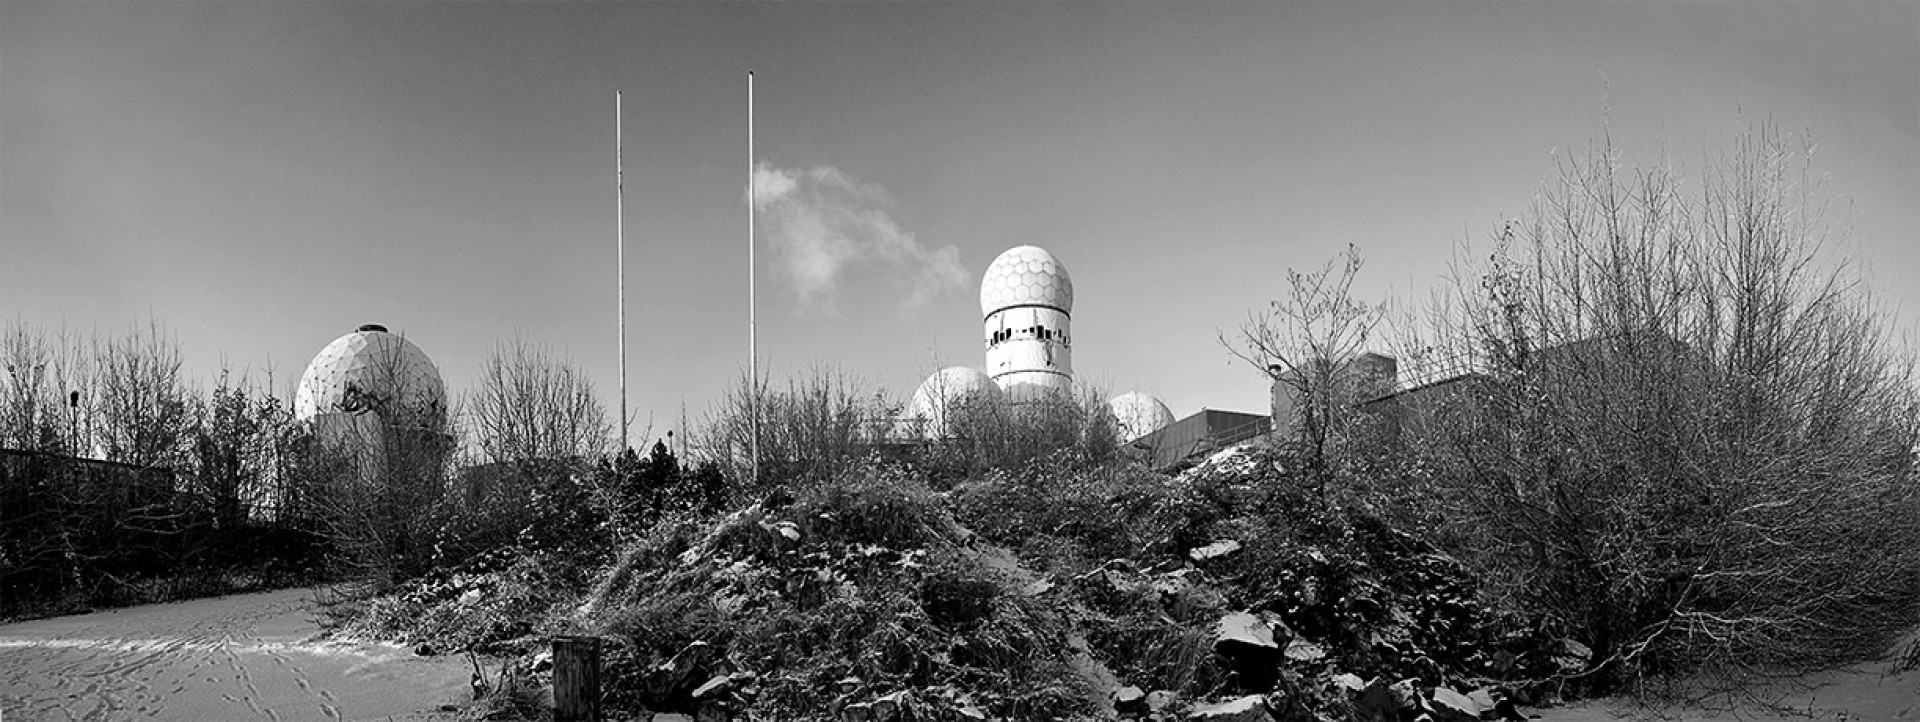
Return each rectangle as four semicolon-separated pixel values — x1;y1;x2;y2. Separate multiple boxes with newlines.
909;366;1003;438
1107;391;1175;442
979;245;1074;318
293;325;447;430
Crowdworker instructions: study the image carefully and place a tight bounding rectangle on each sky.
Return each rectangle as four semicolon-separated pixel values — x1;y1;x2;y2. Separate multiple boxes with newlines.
3;1;1916;449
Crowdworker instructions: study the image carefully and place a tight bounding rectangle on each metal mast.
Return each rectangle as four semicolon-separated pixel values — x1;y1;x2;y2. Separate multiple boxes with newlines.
748;70;759;485
617;90;628;452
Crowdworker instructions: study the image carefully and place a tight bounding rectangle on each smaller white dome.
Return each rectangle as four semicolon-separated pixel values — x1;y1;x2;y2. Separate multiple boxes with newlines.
909;367;1003;438
1107;391;1175;442
980;245;1073;317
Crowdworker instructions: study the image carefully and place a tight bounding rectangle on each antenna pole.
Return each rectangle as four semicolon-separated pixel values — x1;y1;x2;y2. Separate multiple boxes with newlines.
748;70;759;486
617;90;628;453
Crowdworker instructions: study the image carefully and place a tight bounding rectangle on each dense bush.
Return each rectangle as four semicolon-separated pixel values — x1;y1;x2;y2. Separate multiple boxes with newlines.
1400;126;1920;691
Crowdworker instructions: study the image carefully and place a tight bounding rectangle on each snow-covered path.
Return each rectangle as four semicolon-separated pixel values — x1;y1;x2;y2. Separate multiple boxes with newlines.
0;588;470;721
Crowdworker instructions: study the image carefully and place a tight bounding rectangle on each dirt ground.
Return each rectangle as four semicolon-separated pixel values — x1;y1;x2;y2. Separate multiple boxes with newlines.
0;588;471;721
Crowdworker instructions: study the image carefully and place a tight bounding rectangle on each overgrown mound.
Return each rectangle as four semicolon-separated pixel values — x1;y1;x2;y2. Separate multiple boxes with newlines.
951;446;1582;720
337;447;1584;721
580;462;1099;720
332;545;582;656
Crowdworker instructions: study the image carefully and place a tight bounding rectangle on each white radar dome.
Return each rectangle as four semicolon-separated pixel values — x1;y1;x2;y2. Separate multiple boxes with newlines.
1107;391;1175;442
294;325;447;430
909;366;1003;438
980;245;1073;318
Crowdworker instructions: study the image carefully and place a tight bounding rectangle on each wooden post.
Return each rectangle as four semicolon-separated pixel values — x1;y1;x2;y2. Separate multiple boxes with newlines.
553;635;602;722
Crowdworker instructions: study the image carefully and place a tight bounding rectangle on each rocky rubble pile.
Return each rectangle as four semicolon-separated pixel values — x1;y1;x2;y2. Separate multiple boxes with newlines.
358;450;1594;721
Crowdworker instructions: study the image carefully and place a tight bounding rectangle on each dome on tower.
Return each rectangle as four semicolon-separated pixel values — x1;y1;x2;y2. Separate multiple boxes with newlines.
908;366;1003;438
980;246;1073;318
294;326;447;430
1106;391;1174;442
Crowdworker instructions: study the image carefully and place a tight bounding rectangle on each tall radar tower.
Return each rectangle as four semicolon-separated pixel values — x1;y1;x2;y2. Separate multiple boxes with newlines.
980;246;1074;401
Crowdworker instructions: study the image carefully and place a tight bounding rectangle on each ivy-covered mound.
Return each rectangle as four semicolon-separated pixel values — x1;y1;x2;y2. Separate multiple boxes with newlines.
346;447;1588;721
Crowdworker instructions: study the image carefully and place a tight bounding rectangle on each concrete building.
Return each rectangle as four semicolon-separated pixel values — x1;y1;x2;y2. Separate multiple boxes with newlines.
980;245;1076;402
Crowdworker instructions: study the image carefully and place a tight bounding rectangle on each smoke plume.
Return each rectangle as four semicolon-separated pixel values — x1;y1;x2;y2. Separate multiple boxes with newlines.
751;163;967;314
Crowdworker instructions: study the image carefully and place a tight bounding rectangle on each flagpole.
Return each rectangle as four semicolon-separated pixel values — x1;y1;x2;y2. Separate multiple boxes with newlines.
748;70;759;486
617;90;628;453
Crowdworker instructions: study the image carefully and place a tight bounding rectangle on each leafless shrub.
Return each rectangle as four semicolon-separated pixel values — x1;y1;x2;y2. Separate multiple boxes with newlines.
1401;124;1920;691
94;319;194;469
465;338;611;466
1222;244;1386;479
697;364;901;494
921;382;1123;481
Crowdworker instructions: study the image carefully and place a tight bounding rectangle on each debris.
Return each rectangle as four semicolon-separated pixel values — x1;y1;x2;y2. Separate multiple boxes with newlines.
1189;539;1243;562
1428;687;1481;722
1331;673;1366;694
1283;638;1325;663
1146;689;1179;713
1114;685;1148;715
1551;639;1592;674
1189;694;1273;722
1353;678;1418;722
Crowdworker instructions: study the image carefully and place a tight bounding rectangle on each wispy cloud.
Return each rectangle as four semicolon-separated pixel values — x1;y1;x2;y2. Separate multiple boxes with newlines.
751;163;967;314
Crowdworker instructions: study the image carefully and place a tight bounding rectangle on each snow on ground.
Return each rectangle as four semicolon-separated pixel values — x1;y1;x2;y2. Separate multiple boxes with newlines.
1539;629;1920;722
0;588;471;721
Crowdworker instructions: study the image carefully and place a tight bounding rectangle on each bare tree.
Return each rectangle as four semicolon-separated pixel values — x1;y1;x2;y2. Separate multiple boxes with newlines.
1;321;56;451
465;339;611;466
1222;244;1386;476
1405;125;1920;691
94;320;193;469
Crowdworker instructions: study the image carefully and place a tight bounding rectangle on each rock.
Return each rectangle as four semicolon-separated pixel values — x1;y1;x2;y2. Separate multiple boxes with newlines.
651;715;695;722
1551;639;1591;673
1189;539;1243;562
1214;611;1287;692
1214;612;1283;654
955;705;988;720
530;650;553;672
1283;638;1325;663
840;701;873;722
1188;695;1273;722
1330;673;1366;694
1115;685;1149;715
1353;678;1419;722
1468;689;1497;714
1147;690;1179;713
1409;656;1444;687
1492;695;1535;722
870;689;914;721
691;674;732;699
1428;687;1480;722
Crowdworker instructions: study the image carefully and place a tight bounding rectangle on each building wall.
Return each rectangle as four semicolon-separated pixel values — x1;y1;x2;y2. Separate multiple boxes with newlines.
1269;352;1400;438
1133;409;1270;470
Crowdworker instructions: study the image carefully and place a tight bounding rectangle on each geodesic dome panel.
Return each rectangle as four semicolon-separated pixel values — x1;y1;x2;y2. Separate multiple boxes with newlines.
294;328;447;429
1107;391;1175;442
909;366;1003;438
980;245;1073;317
